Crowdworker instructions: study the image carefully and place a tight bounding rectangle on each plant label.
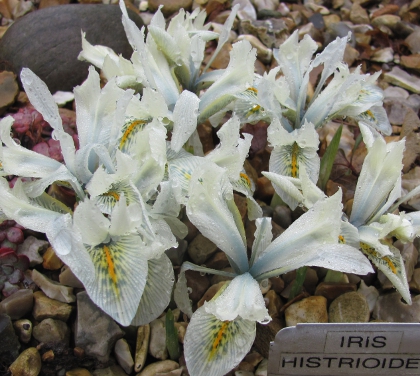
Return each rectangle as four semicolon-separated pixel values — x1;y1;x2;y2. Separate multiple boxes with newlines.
268;323;420;375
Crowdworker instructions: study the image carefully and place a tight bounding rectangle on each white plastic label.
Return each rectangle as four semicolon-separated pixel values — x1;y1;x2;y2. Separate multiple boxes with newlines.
268;323;420;375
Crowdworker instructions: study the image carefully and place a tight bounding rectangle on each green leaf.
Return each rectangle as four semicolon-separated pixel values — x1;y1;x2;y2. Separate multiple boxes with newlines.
166;309;180;360
317;125;342;191
288;266;307;301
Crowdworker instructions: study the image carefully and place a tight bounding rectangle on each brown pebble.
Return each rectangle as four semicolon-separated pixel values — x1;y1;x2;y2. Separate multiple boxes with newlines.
42;350;54;362
73;347;85;358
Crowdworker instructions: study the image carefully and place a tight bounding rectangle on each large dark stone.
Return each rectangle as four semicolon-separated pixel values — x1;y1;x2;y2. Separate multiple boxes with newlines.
0;4;144;93
0;313;20;362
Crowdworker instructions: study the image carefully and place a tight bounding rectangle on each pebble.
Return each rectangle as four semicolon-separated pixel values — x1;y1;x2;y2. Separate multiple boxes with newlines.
400;54;420;72
149;317;168;360
59;265;84;289
0;5;144;93
205;251;230;270
254;318;284;357
255;358;268;376
269;276;285;294
409;268;420;292
285;296;328;327
383;86;410;99
31;269;76;303
16;236;48;267
265;289;283;319
92;365;127;376
32;291;73;321
33;318;70;346
148;0;192;16
174;322;188;344
384;66;420;94
371;4;400;18
272;205;292;229
371;14;401;29
373;292;420;322
350;3;370;24
187;233;218;265
185;270;210;303
0;71;19;112
239;18;288;49
197;281;226;308
135;324;150;373
357;280;379;313
314;282;357;302
237;34;273;63
329;292;370;323
165;239;187;267
234;0;257;21
74;291;124;363
405;29;420;54
0;288;33;319
13;319;32;344
66;369;92;376
42;246;63;270
8;347;41;376
254;0;279;11
137;360;179;376
0;313;20;359
114;338;134;374
371;47;394;63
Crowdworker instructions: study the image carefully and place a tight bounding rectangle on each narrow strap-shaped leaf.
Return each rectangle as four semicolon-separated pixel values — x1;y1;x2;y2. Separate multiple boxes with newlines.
166;309;181;360
317;124;342;191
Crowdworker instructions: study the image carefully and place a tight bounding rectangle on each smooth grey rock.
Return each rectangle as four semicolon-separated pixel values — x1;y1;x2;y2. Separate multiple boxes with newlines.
0;4;144;93
0;289;33;319
114;338;134;374
187;233;218;265
16;236;48;267
33;318;70;346
373;292;420;322
329;292;370;323
13;319;33;344
74;291;124;363
32;291;73;321
0;313;20;360
8;347;41;376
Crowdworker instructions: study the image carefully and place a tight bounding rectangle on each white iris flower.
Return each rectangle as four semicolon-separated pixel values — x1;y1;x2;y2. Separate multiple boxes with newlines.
174;163;373;376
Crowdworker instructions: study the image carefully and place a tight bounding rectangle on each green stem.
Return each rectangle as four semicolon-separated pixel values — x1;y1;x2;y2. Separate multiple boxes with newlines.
165;309;180;360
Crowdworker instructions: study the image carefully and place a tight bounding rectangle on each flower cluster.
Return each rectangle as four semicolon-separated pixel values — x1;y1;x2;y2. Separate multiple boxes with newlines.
0;2;418;376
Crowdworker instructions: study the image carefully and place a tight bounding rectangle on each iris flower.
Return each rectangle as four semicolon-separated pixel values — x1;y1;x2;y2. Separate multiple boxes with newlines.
174;162;373;376
0;68;178;325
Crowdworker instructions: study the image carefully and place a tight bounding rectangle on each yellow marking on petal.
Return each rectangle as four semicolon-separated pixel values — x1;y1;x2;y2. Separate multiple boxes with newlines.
240;172;251;188
338;235;345;244
104;245;118;285
103;191;120;201
365;110;375;120
360;242;397;275
291;142;299;178
247;87;258;94
209;321;229;360
246;105;261;117
119;119;147;150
